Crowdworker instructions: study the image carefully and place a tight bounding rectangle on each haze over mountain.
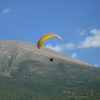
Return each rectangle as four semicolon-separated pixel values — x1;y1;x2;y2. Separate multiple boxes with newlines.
0;40;100;100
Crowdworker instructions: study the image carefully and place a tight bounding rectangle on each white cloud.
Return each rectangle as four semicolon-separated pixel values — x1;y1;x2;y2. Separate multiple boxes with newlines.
45;42;75;52
71;53;77;58
45;44;64;52
65;43;75;50
90;29;100;35
94;64;99;67
76;28;86;35
2;8;11;14
79;30;86;35
78;29;100;48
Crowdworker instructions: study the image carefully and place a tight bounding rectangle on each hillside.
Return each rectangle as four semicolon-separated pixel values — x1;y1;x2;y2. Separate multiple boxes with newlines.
0;40;100;100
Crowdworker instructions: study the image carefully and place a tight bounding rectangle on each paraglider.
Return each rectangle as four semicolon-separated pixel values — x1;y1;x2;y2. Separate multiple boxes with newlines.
37;33;62;62
37;33;62;49
49;57;53;62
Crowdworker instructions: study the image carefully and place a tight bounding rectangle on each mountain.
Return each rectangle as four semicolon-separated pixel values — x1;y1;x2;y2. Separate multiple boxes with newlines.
0;40;100;100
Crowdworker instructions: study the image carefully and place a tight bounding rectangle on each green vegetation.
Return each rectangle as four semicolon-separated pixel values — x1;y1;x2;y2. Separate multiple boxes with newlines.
0;60;100;100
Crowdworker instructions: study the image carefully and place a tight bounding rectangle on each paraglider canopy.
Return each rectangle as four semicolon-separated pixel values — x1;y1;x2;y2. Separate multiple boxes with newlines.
37;33;62;49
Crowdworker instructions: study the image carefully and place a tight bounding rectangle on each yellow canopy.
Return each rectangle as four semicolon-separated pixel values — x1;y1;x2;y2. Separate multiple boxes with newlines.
37;33;62;49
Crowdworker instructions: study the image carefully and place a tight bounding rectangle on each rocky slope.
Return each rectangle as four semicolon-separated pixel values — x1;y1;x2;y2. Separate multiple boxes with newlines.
0;40;91;77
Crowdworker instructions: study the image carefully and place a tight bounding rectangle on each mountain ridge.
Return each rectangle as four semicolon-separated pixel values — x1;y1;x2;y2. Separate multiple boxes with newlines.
0;40;92;66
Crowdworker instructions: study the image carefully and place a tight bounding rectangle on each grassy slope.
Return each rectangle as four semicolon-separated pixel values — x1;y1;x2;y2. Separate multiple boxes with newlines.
0;60;100;100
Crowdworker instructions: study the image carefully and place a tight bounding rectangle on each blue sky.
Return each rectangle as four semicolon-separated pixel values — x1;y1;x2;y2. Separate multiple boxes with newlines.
0;0;100;67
